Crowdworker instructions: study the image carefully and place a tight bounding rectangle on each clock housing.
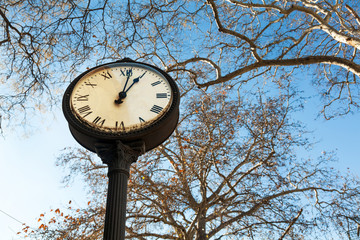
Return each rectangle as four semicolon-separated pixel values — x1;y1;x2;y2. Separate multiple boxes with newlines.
62;59;180;152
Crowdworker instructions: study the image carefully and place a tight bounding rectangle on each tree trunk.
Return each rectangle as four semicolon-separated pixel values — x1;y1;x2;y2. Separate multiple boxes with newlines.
195;209;207;240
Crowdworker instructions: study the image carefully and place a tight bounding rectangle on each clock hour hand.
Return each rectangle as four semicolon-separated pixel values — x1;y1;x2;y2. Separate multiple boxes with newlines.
124;77;139;93
115;72;147;104
114;78;138;104
124;72;147;93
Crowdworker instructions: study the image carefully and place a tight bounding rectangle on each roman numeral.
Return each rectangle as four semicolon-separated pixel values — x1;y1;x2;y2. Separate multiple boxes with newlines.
77;105;92;118
76;94;89;101
156;93;168;98
151;81;161;86
93;116;105;126
120;69;133;76
85;81;97;88
100;71;112;79
115;121;125;130
139;117;145;123
150;105;163;114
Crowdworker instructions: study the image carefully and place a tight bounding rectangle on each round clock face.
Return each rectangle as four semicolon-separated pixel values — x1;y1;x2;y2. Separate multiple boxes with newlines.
69;62;173;133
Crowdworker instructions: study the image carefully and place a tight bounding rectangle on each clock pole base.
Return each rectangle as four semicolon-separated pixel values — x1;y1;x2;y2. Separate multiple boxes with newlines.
95;140;145;240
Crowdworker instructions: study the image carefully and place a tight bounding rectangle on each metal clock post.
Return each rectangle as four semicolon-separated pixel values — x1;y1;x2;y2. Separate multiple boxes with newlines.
95;140;144;239
62;58;180;240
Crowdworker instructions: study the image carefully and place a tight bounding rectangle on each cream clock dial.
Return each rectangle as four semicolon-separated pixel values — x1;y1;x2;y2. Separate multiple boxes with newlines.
70;63;172;132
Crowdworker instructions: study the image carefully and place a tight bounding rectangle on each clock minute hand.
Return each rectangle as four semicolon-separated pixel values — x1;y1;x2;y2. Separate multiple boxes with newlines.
115;74;131;104
122;74;131;92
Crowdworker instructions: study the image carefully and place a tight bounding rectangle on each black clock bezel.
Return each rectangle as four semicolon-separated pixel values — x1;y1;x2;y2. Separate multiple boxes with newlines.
62;59;180;152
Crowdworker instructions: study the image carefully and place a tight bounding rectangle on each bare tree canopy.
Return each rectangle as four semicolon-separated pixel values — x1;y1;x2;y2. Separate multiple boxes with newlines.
1;0;360;123
19;88;360;239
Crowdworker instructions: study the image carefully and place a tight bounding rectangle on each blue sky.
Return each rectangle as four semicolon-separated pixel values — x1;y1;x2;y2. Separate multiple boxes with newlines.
305;112;360;173
0;110;88;239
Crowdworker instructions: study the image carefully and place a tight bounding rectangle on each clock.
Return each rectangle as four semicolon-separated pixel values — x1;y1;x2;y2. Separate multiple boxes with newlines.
62;58;180;153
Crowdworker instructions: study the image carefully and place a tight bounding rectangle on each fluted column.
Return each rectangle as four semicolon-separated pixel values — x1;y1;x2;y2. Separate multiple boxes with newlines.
95;141;144;240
